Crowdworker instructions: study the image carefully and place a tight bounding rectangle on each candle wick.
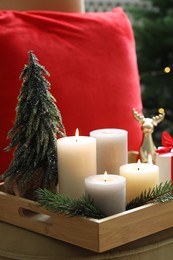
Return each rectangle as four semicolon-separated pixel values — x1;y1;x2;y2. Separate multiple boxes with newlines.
104;179;107;182
137;167;140;171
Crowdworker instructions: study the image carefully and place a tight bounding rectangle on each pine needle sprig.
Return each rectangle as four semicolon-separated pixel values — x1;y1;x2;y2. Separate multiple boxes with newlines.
35;181;173;219
36;188;106;219
126;180;173;210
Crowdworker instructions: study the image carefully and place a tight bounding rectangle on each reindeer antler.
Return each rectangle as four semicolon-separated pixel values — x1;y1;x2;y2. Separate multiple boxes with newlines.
152;109;165;126
132;108;145;125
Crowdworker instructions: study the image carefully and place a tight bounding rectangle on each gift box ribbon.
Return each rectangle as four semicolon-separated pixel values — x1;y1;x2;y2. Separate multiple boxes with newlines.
156;132;173;154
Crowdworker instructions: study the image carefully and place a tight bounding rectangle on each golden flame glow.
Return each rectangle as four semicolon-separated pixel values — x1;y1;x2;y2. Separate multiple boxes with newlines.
75;128;79;137
147;153;153;164
75;128;79;142
137;159;141;170
104;171;108;182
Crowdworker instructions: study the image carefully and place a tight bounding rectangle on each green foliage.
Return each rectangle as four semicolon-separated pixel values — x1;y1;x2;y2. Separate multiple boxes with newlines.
126;180;173;210
3;51;66;193
124;0;173;146
36;181;173;219
36;188;106;219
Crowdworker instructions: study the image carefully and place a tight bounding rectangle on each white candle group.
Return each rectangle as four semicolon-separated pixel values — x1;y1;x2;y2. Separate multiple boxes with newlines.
90;129;128;174
57;134;96;198
119;162;159;203
57;128;128;216
85;173;126;216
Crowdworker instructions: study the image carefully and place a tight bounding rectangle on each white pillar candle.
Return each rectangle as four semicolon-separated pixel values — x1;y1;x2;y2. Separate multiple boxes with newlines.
57;132;96;198
85;173;126;216
119;162;159;203
90;128;128;174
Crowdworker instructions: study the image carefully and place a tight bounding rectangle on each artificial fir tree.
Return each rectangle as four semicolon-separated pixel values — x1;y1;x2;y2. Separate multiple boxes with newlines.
3;51;66;200
124;0;173;145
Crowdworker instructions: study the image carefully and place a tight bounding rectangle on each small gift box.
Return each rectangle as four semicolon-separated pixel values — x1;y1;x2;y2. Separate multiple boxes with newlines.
156;132;173;183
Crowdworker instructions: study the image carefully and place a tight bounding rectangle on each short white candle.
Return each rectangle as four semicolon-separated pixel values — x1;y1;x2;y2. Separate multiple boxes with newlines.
90;129;128;174
57;130;96;198
119;162;159;203
85;173;126;216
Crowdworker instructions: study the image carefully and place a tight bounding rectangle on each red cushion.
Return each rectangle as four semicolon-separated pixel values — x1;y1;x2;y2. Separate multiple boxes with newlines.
0;7;142;175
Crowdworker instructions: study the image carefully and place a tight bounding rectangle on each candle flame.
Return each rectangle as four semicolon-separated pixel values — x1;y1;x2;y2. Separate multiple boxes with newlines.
75;128;79;142
137;159;141;170
147;153;153;164
104;171;108;182
75;128;79;137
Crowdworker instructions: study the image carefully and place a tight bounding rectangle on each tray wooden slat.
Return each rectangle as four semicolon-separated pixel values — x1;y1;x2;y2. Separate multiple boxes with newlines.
1;183;173;252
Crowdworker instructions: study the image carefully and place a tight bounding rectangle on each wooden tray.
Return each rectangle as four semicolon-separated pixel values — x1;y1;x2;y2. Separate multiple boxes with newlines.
1;182;173;253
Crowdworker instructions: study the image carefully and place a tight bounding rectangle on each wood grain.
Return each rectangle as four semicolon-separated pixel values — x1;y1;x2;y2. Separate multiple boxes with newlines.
1;183;173;252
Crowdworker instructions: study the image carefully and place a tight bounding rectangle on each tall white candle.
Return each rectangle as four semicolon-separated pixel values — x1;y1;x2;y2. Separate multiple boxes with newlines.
57;132;96;198
119;162;159;203
85;173;126;216
90;128;128;174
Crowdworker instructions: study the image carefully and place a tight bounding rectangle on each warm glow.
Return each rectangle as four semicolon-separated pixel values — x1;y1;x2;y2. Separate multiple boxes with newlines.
104;171;108;182
164;66;171;73
75;128;79;141
147;153;153;164
137;159;141;170
75;128;79;136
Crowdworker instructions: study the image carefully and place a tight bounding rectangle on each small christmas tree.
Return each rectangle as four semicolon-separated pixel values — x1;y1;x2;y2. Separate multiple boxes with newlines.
3;51;66;199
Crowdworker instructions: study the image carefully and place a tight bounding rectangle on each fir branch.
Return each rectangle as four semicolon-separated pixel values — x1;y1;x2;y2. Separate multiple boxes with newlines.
35;181;173;219
126;180;173;210
36;188;106;219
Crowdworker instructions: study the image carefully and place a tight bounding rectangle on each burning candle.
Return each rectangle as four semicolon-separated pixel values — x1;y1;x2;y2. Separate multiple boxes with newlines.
119;161;159;203
57;129;96;198
90;128;128;174
85;172;126;216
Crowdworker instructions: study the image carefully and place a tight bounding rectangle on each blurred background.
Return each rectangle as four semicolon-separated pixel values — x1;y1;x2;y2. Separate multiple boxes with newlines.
85;0;173;147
